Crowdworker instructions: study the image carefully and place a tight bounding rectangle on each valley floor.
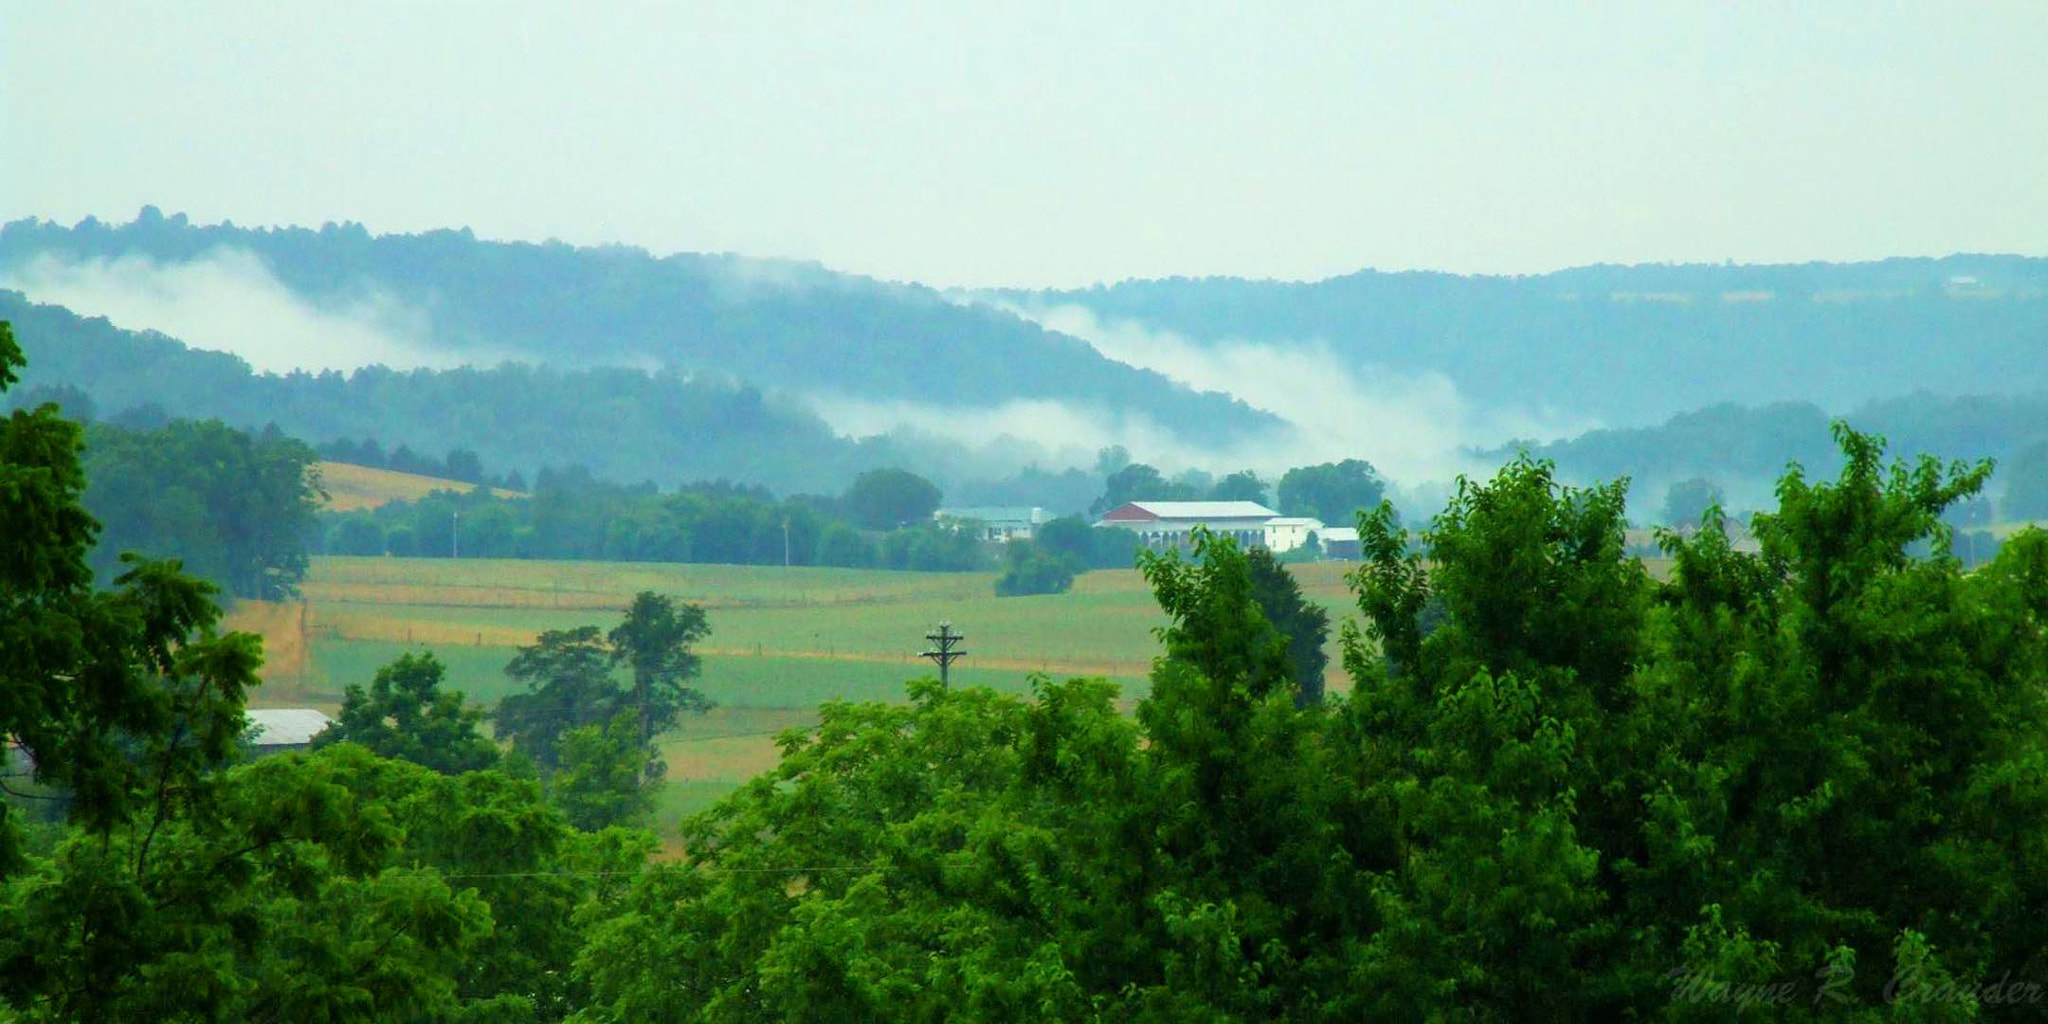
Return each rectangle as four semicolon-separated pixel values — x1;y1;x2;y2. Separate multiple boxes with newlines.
233;556;1364;824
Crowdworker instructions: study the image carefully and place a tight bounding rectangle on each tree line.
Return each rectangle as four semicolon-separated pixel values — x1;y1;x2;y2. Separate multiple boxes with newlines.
320;466;993;571
315;436;528;491
1;379;324;600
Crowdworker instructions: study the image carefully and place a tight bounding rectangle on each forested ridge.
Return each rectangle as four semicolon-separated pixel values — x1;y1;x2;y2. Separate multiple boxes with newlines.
1497;394;2048;520
1013;255;2048;427
0;287;928;493
8;313;2048;1019
0;210;1274;439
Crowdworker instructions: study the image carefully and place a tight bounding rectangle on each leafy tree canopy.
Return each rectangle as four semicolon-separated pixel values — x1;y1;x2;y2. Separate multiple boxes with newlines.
841;467;942;530
582;426;2048;1019
1277;457;1387;526
313;651;500;775
1659;475;1726;527
1207;468;1270;504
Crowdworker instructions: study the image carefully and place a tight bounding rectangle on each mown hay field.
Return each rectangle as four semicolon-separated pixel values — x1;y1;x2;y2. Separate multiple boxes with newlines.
243;555;1369;829
314;461;526;513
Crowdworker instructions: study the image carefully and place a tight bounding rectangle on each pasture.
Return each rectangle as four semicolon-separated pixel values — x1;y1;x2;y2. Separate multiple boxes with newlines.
235;555;1368;822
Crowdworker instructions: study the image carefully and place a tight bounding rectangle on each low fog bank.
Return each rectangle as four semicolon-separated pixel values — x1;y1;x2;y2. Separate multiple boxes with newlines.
0;248;475;374
999;302;1595;484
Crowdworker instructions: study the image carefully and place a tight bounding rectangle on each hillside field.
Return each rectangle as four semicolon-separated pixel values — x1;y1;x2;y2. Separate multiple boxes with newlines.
232;555;1365;823
314;460;526;512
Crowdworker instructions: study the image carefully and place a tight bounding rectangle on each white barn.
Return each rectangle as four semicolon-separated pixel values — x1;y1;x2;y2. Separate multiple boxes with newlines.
1095;500;1284;551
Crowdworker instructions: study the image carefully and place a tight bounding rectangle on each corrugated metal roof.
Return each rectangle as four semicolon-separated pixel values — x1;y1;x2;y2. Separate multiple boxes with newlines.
1267;517;1324;527
245;708;335;747
1126;501;1279;519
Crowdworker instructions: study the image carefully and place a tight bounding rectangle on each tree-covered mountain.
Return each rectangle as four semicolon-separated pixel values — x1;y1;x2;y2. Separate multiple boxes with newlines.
1009;256;2048;427
0;289;945;493
0;210;1276;439
1492;391;2048;519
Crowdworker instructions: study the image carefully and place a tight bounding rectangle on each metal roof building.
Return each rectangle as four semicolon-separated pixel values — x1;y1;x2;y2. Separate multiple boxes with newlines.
1095;500;1284;551
244;708;335;750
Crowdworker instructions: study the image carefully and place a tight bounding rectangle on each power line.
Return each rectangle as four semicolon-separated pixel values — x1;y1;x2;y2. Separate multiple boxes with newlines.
920;621;967;688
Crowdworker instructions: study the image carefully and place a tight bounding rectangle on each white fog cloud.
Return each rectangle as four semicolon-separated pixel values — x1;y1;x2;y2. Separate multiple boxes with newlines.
806;393;1191;469
1;248;463;374
997;302;1597;484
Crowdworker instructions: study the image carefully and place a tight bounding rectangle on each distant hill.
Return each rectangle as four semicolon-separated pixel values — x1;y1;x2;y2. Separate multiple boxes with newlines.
0;289;955;493
0;209;1277;440
316;461;526;513
1007;256;2048;428
1492;391;2048;516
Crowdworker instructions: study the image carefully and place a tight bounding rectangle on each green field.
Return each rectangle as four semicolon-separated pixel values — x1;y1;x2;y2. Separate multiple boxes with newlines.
243;555;1367;831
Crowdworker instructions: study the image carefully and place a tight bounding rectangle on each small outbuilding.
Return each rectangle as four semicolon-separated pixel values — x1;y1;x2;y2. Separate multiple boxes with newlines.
243;708;335;754
934;506;1052;542
1319;527;1362;560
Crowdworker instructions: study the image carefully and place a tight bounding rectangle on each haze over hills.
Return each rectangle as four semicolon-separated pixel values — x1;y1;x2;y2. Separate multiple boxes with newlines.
0;289;921;495
1003;256;2048;429
5;210;2047;513
0;210;1278;451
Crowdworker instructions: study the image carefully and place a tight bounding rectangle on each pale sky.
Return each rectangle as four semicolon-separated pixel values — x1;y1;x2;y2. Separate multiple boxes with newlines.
4;1;2044;288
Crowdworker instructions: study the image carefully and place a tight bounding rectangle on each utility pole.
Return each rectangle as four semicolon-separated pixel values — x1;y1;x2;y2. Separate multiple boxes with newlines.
452;511;460;560
921;621;967;687
783;516;791;568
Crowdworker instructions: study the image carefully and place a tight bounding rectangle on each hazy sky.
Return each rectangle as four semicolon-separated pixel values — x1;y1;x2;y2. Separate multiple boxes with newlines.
5;1;2044;288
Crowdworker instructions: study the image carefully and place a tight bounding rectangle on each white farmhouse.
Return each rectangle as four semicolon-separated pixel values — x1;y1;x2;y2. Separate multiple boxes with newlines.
1262;516;1326;554
933;506;1051;542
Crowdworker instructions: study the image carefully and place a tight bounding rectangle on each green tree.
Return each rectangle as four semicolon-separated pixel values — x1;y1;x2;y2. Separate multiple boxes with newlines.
574;437;2048;1018
608;591;713;747
1243;545;1330;705
1093;444;1132;477
1034;514;1141;570
993;540;1077;596
494;625;625;770
1276;458;1387;526
81;418;322;599
325;512;388;555
0;322;537;1020
313;651;500;774
551;712;663;831
1658;475;1726;527
1347;458;1646;1015
841;467;942;530
0;319;267;874
1207;468;1270;505
1090;461;1194;516
1624;427;2047;1011
813;521;875;567
879;522;987;571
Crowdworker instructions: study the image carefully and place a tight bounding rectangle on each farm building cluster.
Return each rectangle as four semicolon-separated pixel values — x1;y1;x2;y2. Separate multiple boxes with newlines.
933;501;1360;558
